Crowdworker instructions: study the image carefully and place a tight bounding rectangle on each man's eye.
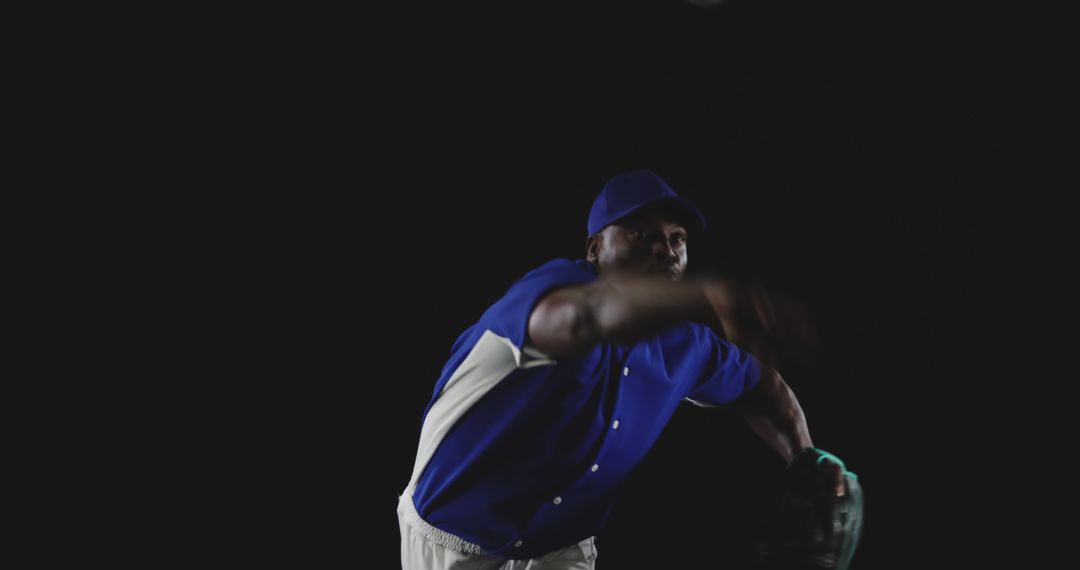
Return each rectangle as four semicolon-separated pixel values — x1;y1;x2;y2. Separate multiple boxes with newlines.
670;234;686;245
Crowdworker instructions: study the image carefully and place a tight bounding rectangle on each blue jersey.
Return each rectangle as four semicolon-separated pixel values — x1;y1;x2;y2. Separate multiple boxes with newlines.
407;259;761;559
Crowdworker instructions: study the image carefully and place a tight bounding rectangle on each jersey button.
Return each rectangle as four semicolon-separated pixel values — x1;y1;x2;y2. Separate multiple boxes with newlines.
623;366;629;376
591;464;599;472
612;420;620;430
553;496;562;505
515;540;524;548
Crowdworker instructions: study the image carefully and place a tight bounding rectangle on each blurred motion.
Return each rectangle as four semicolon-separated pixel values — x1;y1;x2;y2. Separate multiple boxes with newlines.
711;278;821;370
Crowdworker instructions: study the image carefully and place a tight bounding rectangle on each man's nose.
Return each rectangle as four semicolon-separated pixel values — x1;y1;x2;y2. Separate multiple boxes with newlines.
652;239;677;259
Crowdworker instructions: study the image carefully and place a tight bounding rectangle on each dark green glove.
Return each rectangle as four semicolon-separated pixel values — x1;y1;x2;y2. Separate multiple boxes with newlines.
756;448;864;569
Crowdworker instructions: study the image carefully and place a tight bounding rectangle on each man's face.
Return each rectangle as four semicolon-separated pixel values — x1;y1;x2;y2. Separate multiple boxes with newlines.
587;207;689;281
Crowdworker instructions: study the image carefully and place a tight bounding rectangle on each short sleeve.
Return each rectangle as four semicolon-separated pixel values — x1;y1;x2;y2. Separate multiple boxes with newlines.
670;324;762;406
476;258;596;356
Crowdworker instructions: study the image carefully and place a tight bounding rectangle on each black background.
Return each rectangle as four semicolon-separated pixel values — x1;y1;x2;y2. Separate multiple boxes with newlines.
152;1;1040;568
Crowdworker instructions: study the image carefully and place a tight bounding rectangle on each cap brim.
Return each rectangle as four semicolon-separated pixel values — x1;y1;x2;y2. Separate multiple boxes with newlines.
610;197;707;236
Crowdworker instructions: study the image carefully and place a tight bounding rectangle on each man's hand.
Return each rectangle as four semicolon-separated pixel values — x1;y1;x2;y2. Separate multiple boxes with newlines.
703;279;816;367
821;457;847;497
702;278;776;364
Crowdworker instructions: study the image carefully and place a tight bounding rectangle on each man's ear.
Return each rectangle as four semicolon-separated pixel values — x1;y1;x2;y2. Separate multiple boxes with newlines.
586;234;600;263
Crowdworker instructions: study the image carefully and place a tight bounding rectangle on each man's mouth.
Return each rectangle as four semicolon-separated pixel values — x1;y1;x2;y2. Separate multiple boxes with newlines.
647;264;675;275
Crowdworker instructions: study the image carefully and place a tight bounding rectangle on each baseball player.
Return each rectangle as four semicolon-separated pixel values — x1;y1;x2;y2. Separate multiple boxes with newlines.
398;171;859;569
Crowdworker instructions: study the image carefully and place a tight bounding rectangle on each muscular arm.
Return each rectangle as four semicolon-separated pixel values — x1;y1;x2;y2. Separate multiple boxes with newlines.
736;367;846;495
526;275;722;359
529;275;828;478
734;366;813;463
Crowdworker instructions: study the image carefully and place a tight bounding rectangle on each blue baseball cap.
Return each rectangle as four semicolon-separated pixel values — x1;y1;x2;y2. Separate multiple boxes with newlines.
587;171;707;236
